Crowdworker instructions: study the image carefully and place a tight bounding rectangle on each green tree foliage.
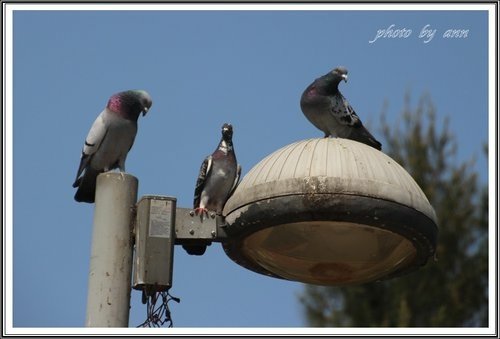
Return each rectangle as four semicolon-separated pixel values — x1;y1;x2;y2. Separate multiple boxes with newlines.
300;93;488;327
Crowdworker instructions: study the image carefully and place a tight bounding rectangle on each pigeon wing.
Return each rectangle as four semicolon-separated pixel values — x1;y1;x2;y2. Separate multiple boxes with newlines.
330;93;362;128
330;93;382;150
228;164;241;199
193;155;212;209
73;112;108;186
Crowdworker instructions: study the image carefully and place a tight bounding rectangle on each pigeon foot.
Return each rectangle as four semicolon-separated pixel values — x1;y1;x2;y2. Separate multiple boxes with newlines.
194;207;209;216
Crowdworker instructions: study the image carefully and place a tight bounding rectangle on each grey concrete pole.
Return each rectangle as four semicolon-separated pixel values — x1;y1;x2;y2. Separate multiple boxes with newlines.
85;172;138;327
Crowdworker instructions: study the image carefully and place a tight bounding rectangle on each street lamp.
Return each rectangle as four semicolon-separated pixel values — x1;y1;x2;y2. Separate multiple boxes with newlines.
85;137;438;326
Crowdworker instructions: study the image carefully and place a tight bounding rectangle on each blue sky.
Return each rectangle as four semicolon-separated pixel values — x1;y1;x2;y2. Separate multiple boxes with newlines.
7;3;493;333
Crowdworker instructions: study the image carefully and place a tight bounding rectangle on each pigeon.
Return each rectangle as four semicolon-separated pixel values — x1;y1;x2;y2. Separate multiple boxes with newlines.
183;123;241;255
300;66;382;150
72;90;152;203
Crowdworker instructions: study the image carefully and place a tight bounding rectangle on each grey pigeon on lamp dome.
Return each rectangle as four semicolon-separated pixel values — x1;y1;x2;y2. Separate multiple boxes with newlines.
184;123;241;256
300;66;382;150
72;90;152;203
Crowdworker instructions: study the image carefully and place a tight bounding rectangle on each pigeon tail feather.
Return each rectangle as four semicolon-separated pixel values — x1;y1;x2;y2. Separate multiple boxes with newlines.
74;167;100;203
182;243;209;256
349;125;382;150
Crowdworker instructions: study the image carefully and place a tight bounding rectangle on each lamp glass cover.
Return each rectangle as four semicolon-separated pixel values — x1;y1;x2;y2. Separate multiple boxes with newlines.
242;221;417;285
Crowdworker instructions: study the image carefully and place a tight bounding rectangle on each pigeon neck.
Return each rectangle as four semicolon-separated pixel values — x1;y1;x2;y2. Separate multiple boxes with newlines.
320;74;342;94
327;82;340;93
107;95;141;121
218;139;233;154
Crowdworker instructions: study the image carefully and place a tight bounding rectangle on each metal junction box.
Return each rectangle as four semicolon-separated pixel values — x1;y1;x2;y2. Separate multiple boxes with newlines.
133;195;176;293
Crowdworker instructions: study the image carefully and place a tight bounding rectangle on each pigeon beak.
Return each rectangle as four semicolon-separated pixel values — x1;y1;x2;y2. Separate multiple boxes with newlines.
342;74;348;83
142;107;149;116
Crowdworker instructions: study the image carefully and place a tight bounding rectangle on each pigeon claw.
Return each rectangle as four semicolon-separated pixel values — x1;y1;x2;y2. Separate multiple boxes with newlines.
194;207;209;216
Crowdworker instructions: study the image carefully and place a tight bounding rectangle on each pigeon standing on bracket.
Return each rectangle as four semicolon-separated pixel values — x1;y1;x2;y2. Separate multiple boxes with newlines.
72;90;152;203
300;66;382;150
184;123;241;256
